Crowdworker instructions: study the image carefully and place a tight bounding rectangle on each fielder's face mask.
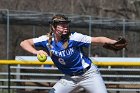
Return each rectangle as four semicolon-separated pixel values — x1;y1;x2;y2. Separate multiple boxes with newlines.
49;14;71;41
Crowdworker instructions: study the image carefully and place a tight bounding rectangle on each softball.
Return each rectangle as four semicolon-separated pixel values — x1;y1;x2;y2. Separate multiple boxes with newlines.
37;54;47;62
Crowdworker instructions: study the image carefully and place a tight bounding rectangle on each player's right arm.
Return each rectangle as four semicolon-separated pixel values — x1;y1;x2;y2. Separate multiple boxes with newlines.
20;39;47;56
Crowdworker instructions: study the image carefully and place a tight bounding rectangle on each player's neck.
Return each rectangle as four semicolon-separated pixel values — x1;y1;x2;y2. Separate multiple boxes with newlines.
54;34;61;42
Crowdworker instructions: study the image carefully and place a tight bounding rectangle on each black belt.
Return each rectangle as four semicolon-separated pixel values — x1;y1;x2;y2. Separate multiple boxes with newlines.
69;65;91;76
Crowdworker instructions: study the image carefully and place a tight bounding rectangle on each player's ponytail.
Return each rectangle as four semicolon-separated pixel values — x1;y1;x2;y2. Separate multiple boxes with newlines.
46;25;53;56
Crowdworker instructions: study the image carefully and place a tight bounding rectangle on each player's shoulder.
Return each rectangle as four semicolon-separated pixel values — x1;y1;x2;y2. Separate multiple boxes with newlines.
71;32;82;35
70;32;83;38
38;35;49;40
33;35;49;42
70;32;85;40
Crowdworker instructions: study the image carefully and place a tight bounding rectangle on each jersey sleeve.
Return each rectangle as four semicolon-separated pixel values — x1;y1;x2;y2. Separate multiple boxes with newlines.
70;32;91;47
33;35;49;48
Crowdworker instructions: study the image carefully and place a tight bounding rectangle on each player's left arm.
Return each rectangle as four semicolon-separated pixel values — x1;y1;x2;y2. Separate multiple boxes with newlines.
91;37;117;44
91;37;128;51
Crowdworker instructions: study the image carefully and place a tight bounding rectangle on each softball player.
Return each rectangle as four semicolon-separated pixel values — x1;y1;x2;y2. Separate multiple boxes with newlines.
20;14;117;93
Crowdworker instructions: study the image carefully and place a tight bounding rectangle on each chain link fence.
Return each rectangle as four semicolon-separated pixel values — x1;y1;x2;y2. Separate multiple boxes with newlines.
0;9;140;93
1;9;140;59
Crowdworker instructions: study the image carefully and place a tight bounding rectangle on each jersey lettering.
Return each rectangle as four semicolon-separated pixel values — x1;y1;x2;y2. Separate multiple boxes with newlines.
51;47;74;57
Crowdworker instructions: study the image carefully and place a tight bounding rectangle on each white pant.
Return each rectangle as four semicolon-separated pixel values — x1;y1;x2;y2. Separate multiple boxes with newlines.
49;65;107;93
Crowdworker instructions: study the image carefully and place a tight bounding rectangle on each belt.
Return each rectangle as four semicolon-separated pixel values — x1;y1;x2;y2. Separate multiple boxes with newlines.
69;65;91;76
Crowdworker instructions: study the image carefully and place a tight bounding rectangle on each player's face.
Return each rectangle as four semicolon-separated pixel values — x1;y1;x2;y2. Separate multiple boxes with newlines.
55;23;69;36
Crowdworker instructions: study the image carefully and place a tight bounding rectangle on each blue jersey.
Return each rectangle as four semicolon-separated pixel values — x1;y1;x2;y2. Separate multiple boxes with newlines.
33;32;92;75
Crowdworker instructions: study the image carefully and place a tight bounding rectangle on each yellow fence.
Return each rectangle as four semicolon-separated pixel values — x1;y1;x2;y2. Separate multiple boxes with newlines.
0;59;140;92
0;60;140;66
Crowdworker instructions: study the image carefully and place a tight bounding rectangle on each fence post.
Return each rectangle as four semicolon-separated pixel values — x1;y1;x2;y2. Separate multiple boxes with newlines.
122;19;126;57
